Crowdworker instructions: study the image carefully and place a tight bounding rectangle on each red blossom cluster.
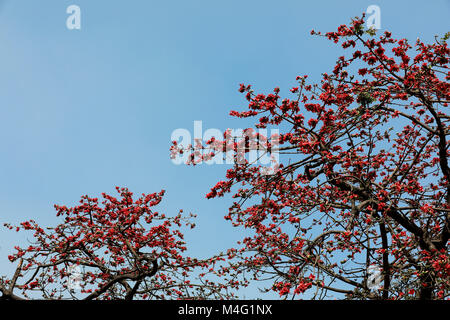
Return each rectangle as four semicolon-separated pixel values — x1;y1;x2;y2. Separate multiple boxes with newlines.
1;187;232;300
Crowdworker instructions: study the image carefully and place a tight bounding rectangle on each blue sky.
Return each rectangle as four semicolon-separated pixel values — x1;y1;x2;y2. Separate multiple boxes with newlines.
0;0;448;298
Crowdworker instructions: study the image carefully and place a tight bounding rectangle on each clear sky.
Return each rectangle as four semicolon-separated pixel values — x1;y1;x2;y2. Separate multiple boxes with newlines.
0;0;448;299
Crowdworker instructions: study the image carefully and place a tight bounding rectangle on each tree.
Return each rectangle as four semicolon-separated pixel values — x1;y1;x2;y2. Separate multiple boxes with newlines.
0;187;231;300
172;16;450;299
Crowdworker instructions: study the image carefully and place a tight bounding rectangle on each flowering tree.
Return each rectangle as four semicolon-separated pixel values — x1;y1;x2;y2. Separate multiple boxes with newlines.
0;187;231;300
2;16;448;301
172;16;449;299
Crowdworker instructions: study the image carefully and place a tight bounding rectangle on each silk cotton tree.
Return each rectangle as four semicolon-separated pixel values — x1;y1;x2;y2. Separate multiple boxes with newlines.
172;16;449;299
0;187;232;300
